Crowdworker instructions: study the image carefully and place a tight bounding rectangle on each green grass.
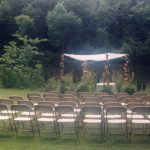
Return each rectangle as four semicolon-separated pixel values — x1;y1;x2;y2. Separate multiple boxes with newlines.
0;134;149;150
0;88;150;150
0;88;43;99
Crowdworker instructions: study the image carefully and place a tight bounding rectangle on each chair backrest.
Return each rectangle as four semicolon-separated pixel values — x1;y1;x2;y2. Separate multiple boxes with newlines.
127;102;145;109
106;106;126;114
29;96;43;103
132;106;150;114
81;102;101;107
82;106;102;117
0;104;8;111
9;96;23;100
45;97;61;103
115;93;128;98
99;95;116;100
27;93;41;99
103;102;122;109
124;98;142;105
61;94;76;98
82;97;98;103
55;105;75;116
101;98;118;104
35;105;54;113
59;101;76;108
62;97;78;103
17;100;34;110
43;93;59;98
0;99;13;105
38;101;54;107
133;92;147;98
11;104;30;112
118;95;134;101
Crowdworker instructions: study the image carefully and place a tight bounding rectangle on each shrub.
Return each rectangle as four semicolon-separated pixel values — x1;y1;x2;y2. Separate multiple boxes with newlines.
76;82;91;92
44;76;60;92
101;84;113;95
122;84;137;95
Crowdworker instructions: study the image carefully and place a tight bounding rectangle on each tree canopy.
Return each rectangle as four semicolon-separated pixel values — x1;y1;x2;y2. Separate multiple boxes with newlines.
0;0;150;62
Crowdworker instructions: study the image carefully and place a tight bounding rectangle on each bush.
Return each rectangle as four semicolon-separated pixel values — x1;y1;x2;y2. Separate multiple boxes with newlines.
2;66;45;89
76;82;91;92
44;76;60;92
101;85;113;95
122;84;137;95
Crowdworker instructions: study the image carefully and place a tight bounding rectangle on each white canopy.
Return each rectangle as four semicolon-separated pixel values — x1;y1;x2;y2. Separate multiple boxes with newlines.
64;53;127;61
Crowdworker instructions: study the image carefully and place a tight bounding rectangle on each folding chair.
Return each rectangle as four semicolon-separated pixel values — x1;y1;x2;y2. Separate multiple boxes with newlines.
0;104;13;134
45;97;61;105
11;104;34;136
17;100;35;116
55;105;79;138
9;96;23;104
35;105;57;138
43;93;59;99
105;106;128;141
81;105;103;139
130;106;150;141
29;96;43;105
27;93;41;99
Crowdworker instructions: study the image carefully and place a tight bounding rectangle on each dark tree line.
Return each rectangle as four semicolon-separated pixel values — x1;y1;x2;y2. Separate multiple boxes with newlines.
0;0;150;63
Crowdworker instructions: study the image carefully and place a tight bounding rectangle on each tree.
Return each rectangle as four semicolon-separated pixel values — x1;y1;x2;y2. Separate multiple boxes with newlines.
0;34;46;88
46;2;82;51
15;14;35;35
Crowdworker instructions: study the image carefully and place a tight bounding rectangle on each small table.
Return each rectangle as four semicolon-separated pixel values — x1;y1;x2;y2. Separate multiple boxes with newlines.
96;82;117;94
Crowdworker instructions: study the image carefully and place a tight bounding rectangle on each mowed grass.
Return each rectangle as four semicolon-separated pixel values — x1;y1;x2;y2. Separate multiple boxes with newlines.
0;88;150;150
0;88;43;99
0;135;150;150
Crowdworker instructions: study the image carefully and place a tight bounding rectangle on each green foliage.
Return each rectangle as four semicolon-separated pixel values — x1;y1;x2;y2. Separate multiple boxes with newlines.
0;34;46;88
44;76;60;92
115;73;124;92
15;14;34;35
101;85;113;95
46;2;82;49
76;82;91;92
121;84;137;95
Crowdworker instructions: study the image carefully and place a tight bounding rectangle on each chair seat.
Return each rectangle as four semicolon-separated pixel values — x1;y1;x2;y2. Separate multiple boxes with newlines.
85;115;101;118
2;110;17;114
105;115;121;118
57;118;75;122
41;113;54;117
83;119;101;123
127;114;144;119
21;112;35;116
132;119;150;124
61;114;77;117
14;117;32;121
37;118;55;122
0;116;11;120
107;119;126;123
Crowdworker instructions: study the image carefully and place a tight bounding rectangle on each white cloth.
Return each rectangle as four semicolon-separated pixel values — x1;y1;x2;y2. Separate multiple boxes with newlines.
64;53;127;61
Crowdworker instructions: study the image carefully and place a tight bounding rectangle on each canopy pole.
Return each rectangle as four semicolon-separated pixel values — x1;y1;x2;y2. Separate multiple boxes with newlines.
60;53;64;81
103;53;111;85
124;59;129;85
82;61;90;82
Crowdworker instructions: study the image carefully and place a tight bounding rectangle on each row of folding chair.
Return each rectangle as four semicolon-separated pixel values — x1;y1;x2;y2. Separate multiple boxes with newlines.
0;102;150;141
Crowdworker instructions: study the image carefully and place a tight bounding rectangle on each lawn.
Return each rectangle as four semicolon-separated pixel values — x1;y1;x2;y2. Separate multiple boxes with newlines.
0;88;150;150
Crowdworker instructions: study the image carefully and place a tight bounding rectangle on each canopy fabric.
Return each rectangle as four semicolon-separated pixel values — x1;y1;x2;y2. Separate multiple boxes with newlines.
64;53;127;61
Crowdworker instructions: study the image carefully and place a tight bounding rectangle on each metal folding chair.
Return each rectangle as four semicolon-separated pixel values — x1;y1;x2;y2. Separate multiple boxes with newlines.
0;104;13;134
35;105;57;138
55;105;79;138
81;105;103;139
11;104;34;136
105;106;128;141
130;106;150;141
